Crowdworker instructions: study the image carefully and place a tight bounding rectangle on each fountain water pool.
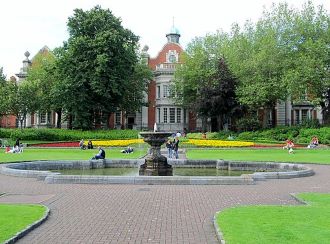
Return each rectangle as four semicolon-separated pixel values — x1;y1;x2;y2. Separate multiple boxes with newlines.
0;159;314;185
0;125;315;185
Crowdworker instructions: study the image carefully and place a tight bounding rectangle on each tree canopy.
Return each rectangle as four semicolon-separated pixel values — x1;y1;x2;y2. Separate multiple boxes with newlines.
0;67;8;117
174;33;244;130
175;0;330;126
56;5;150;129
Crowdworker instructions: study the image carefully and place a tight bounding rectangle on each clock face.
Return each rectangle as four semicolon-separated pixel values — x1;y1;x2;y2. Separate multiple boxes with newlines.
169;54;176;63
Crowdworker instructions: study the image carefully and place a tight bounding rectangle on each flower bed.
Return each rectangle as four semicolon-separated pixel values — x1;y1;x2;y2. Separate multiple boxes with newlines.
33;139;144;147
183;139;254;147
87;139;144;147
32;142;79;147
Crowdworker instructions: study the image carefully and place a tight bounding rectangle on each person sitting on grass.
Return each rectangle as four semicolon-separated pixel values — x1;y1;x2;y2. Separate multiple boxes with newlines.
92;147;105;160
5;145;22;154
87;140;93;149
121;146;134;154
79;139;86;150
283;139;294;154
307;136;319;149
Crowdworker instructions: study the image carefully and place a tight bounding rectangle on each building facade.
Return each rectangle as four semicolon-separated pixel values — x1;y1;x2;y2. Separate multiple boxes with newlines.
0;46;59;129
1;29;324;130
108;26;196;132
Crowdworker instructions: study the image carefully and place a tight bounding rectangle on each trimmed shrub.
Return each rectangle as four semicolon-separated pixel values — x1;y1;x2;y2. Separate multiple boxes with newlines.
236;131;259;141
186;132;218;139
236;117;261;132
300;119;321;129
296;127;330;144
0;128;140;141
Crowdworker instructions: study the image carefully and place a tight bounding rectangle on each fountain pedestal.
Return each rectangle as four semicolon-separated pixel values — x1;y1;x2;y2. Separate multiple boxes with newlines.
139;132;173;176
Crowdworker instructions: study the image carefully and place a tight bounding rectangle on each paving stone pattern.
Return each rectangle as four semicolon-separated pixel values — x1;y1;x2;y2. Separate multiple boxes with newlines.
0;163;330;244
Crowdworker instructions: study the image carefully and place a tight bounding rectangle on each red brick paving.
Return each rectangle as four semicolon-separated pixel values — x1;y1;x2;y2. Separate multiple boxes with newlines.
1;164;330;244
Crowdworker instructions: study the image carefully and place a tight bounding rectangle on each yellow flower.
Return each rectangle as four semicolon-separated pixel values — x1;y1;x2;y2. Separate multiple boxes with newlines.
86;139;144;147
183;139;254;147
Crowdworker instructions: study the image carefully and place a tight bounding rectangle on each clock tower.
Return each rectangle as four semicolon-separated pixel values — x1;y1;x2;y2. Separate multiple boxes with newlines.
166;25;180;44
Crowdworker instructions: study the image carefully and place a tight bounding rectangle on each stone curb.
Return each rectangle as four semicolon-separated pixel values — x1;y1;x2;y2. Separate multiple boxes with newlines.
44;175;255;185
290;193;309;205
213;211;226;244
1;160;314;185
4;205;50;244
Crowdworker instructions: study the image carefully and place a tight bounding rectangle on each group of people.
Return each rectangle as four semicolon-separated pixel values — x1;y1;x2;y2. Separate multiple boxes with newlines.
5;138;23;154
78;139;105;160
79;139;94;150
166;136;180;159
283;136;320;154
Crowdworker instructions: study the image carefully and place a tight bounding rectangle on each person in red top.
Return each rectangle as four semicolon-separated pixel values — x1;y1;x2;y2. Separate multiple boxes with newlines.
283;139;294;153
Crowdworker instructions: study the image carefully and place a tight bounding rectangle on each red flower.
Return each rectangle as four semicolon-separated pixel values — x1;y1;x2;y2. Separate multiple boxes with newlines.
32;142;79;147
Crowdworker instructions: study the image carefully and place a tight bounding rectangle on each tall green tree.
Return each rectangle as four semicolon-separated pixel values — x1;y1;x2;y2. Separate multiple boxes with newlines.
0;67;8;118
0;67;5;82
6;80;39;128
56;5;148;129
196;58;244;131
225;1;330;123
279;1;330;123
174;32;227;108
174;33;244;131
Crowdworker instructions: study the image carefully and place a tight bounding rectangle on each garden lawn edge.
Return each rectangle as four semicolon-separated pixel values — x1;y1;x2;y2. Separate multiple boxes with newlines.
212;192;310;244
4;205;50;244
213;211;226;244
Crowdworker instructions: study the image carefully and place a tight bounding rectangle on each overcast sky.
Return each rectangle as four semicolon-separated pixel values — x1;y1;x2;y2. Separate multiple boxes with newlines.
0;0;329;78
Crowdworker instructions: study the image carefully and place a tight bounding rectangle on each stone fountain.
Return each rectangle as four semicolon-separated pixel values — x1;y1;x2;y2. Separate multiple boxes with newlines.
139;123;173;176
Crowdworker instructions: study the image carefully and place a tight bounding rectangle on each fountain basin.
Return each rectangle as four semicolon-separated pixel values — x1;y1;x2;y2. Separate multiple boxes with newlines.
139;131;174;176
0;159;314;185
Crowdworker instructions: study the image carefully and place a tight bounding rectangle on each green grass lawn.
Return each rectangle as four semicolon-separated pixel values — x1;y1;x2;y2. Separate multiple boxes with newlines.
0;148;147;163
216;193;330;244
0;204;47;243
1;147;329;164
186;148;330;164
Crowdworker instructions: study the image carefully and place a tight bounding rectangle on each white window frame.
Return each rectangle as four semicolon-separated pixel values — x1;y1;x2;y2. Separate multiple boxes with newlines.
115;112;121;124
163;108;168;123
177;108;181;123
169;108;175;123
40;112;47;124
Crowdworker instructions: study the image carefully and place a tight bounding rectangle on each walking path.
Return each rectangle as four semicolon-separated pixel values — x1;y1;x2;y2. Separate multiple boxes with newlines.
0;160;330;243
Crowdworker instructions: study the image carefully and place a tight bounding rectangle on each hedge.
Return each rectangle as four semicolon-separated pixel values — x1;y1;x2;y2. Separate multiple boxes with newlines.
0;128;139;141
0;127;329;145
235;127;330;144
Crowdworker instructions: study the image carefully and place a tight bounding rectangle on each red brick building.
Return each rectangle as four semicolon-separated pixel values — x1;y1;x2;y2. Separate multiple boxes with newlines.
109;26;197;132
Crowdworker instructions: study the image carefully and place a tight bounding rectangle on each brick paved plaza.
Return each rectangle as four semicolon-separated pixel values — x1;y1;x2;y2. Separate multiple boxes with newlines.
1;164;330;244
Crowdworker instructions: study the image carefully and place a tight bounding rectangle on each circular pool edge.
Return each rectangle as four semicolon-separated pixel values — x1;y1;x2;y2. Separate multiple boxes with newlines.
0;159;314;185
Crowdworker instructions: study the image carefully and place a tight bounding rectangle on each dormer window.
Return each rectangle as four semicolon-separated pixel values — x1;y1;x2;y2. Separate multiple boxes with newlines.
169;54;176;63
166;50;178;63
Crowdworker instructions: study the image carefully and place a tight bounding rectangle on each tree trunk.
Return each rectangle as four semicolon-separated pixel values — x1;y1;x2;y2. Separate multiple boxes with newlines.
218;115;223;131
261;108;270;128
56;109;62;129
68;114;73;130
320;89;330;125
201;116;207;132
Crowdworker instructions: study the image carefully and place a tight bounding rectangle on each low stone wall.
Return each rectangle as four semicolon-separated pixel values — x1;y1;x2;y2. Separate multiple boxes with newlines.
44;175;254;185
215;160;314;180
0;159;314;185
